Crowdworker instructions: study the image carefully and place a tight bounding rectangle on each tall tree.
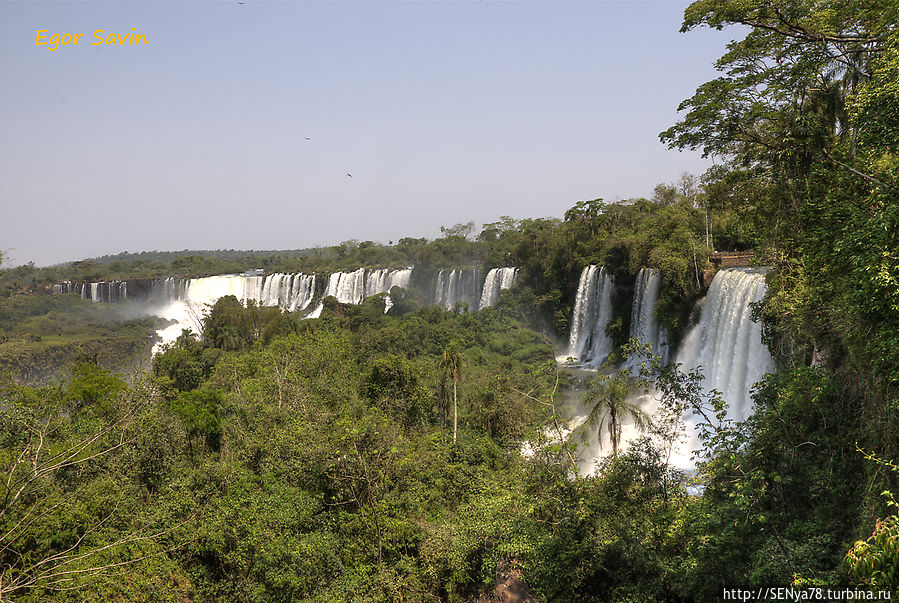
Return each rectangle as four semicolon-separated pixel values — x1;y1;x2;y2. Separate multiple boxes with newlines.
440;346;463;444
580;370;651;459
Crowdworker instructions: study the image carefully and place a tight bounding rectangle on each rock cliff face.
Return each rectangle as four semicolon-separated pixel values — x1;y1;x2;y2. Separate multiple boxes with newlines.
473;558;537;603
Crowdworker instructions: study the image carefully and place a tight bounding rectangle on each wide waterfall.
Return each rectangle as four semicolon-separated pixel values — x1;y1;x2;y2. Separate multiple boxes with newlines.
675;268;774;422
565;265;615;367
64;264;528;353
434;268;482;311
627;268;669;367
258;273;317;311
478;267;518;309
153;271;321;350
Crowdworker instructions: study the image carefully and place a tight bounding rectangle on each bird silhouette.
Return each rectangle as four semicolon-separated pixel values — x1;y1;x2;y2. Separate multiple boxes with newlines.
346;173;352;178
305;137;311;140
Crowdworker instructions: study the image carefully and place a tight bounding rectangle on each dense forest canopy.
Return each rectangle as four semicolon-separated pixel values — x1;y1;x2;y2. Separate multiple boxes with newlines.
0;0;897;600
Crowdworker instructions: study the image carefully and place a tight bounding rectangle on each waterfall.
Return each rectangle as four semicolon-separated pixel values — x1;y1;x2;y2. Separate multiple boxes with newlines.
152;272;317;351
311;267;412;314
627;268;669;367
64;267;414;352
365;269;389;299
150;277;185;303
260;273;288;307
363;267;412;309
322;269;366;305
382;268;412;311
675;268;774;422
478;267;518;309
434;268;482;311
52;281;76;295
565;265;615;367
287;274;316;311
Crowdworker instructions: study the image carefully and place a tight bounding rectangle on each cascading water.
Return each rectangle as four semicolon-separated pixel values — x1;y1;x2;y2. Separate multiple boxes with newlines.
555;267;775;473
381;268;412;311
61;265;500;353
478;267;518;309
308;267;413;316
143;277;186;304
324;268;367;305
286;274;316;312
152;272;322;351
68;281;127;303
627;268;669;368
52;281;76;295
565;265;615;367
675;268;774;422
434;268;482;311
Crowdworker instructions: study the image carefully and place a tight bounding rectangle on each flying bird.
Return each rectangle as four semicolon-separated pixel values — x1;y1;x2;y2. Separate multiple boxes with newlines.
305;137;311;140
346;173;352;178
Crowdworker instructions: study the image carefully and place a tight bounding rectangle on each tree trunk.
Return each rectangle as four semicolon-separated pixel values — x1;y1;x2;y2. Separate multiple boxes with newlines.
610;408;619;458
453;377;458;444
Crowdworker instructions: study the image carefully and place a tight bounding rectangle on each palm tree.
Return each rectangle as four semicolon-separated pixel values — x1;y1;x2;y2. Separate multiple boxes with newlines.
581;370;651;458
440;347;463;443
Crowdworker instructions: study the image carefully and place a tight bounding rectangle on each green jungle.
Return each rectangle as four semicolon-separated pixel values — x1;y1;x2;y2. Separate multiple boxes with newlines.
0;1;897;601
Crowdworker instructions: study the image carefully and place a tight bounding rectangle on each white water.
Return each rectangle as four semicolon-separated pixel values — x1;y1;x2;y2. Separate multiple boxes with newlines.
52;281;76;295
564;265;615;367
153;267;417;351
153;274;263;352
323;268;367;305
626;268;669;368
311;267;412;315
478;267;518;309
566;390;697;474
551;266;774;474
152;272;316;352
75;281;127;303
434;268;482;311
376;268;412;311
286;274;317;312
675;268;774;422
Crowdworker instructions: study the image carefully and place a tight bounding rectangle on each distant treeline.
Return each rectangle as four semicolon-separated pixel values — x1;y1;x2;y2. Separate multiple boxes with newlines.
80;248;319;265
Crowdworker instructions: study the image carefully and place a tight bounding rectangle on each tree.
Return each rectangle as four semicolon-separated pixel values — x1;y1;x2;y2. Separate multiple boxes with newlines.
580;370;651;459
440;221;475;239
844;447;899;590
440;346;463;443
362;354;430;427
0;375;181;598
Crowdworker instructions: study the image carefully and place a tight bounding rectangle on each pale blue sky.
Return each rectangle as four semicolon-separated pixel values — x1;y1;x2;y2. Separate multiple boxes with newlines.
0;1;736;266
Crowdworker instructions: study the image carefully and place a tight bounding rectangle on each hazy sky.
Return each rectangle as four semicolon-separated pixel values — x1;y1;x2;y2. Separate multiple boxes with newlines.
0;1;737;267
